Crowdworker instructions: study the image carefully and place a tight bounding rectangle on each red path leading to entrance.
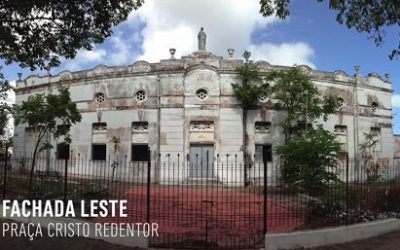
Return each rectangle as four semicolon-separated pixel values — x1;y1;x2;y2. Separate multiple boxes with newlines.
97;185;304;248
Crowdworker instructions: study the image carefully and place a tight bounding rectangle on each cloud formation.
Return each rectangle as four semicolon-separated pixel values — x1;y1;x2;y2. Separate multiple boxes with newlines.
393;94;400;109
248;42;315;68
64;47;107;71
62;0;316;70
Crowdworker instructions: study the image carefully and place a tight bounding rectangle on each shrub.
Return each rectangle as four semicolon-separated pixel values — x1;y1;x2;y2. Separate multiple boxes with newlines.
276;127;341;193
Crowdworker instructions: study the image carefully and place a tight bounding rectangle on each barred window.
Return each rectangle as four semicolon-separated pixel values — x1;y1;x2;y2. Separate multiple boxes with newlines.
196;89;208;100
135;90;148;102
95;92;105;103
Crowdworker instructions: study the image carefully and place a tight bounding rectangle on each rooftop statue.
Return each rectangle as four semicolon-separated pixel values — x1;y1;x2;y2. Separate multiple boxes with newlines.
198;27;206;51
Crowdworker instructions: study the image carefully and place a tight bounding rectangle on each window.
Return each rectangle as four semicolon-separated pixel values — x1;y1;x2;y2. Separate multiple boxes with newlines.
195;88;208;100
131;145;150;161
371;102;378;112
135;90;148;102
132;121;149;144
92;144;106;160
57;143;70;160
258;94;268;103
334;125;348;151
334;125;347;135
255;121;271;133
93;122;107;132
95;92;106;103
57;124;70;131
132;121;148;132
337;97;344;107
255;144;272;163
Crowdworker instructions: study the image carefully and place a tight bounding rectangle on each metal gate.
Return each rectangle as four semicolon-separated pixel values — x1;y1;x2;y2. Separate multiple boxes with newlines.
148;156;268;249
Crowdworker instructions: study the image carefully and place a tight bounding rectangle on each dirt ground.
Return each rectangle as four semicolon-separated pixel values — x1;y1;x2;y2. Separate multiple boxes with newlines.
304;230;400;250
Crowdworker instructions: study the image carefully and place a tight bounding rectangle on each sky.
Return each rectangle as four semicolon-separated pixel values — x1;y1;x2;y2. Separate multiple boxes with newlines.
2;0;400;133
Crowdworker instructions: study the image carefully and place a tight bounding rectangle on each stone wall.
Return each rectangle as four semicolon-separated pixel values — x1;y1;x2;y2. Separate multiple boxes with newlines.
13;50;396;184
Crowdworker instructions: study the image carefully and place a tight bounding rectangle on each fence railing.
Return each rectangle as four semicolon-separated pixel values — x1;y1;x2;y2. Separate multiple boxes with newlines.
1;152;400;248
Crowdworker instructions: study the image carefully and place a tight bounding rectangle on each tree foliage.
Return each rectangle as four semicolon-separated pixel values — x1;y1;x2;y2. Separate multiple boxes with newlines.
15;87;82;198
0;70;13;145
259;0;400;59
231;62;271;184
276;127;341;192
15;87;81;151
359;131;381;182
265;67;338;140
232;64;271;108
0;0;144;69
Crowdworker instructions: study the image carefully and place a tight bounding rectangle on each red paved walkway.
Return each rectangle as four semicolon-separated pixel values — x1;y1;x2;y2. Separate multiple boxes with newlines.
97;185;304;248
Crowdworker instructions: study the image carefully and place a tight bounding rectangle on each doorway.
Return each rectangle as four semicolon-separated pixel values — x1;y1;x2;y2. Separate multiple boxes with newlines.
190;144;214;178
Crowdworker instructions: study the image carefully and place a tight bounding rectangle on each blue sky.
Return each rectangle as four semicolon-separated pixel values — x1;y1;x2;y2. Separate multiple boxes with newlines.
2;0;400;133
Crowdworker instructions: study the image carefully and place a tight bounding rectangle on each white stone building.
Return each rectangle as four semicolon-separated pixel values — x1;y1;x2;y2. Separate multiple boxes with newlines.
13;36;395;184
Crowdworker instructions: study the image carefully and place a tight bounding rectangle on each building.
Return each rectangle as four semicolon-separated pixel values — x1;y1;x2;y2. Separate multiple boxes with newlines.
1;85;15;146
13;31;395;184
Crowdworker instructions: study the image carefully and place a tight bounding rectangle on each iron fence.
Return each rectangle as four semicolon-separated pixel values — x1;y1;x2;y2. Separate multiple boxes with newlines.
0;152;400;249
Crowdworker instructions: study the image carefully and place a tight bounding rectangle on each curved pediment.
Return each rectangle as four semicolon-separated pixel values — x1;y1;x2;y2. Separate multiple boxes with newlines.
87;64;110;77
297;64;313;75
255;61;272;71
58;70;73;81
129;61;152;73
185;63;219;76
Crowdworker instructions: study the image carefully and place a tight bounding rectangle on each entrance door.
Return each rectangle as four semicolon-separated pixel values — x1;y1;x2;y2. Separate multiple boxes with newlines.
190;144;214;178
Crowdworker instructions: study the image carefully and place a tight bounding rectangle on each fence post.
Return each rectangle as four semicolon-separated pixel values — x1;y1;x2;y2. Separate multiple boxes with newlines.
146;147;151;224
64;157;68;205
2;146;8;199
346;152;349;226
263;159;268;235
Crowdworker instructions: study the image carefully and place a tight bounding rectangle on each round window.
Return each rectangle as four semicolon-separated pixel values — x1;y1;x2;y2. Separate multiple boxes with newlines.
258;95;268;103
371;102;378;112
95;92;105;103
337;97;344;107
135;90;148;102
196;89;208;100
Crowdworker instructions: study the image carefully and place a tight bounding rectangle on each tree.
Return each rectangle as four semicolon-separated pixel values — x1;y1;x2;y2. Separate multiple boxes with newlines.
359;131;380;182
0;0;144;69
232;53;271;185
15;87;82;198
0;70;13;146
263;67;340;191
276;127;341;192
265;67;338;141
258;0;400;59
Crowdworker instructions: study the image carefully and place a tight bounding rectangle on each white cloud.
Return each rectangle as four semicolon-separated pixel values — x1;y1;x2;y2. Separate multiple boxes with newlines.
63;47;107;71
129;0;282;62
393;94;400;108
62;0;316;68
248;42;315;68
6;81;15;103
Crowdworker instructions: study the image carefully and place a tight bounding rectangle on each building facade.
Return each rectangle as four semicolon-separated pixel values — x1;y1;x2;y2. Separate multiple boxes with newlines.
13;38;395;184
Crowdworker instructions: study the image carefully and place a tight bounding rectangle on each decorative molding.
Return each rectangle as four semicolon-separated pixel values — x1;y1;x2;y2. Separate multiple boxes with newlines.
59;71;73;81
297;65;313;76
88;65;109;77
92;122;107;133
255;121;271;133
333;70;349;77
190;121;214;132
130;61;151;73
255;61;272;71
334;125;347;135
132;122;149;132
